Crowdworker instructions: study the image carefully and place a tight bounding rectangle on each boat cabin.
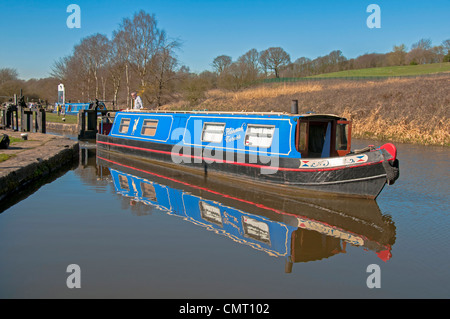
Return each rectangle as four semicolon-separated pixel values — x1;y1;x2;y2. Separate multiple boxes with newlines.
106;110;352;160
295;114;351;158
57;101;107;115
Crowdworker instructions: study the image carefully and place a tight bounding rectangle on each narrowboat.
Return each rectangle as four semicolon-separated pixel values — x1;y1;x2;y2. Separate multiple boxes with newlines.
55;100;107;115
96;150;396;270
96;107;399;199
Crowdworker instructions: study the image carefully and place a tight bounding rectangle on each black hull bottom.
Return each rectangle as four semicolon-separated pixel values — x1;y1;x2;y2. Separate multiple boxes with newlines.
97;134;389;199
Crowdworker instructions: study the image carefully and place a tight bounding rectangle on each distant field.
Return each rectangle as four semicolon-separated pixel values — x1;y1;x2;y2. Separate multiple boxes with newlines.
308;62;450;78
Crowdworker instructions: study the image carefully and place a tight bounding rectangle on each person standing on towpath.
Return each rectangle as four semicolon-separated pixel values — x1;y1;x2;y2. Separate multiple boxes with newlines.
131;92;143;110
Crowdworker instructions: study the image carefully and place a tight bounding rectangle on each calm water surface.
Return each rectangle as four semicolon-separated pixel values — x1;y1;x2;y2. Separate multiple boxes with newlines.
0;139;448;298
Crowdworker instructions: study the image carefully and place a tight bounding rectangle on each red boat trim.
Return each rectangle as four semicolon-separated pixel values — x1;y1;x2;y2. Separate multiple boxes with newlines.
97;140;385;172
378;143;397;161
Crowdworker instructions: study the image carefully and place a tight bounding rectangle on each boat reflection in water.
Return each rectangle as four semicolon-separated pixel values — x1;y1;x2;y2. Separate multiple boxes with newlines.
96;150;396;273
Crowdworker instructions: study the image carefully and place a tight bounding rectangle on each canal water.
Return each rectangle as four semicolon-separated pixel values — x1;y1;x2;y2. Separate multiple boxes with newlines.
0;139;448;299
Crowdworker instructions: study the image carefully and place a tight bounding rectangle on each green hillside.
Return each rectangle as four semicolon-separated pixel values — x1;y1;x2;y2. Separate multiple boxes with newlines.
308;62;450;78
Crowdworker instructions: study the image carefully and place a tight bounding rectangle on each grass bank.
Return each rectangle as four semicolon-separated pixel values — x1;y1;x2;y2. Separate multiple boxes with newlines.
162;74;450;146
45;113;78;124
0;153;15;162
0;136;24;163
308;63;450;78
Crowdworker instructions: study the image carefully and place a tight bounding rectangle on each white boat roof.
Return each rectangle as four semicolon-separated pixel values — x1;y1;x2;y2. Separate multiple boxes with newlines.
121;109;343;118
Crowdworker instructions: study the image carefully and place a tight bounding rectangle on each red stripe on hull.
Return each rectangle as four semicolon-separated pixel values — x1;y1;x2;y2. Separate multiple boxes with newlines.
97;140;385;173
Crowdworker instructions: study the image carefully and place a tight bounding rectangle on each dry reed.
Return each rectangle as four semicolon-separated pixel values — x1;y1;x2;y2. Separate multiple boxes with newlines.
162;75;450;146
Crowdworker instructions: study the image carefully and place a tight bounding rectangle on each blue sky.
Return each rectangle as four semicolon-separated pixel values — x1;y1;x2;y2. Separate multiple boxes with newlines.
0;0;449;79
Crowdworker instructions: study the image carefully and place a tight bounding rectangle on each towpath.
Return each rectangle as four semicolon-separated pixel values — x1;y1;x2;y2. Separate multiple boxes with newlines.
0;130;79;201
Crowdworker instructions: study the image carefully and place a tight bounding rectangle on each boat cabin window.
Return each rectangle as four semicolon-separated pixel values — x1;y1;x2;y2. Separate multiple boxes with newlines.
242;216;271;245
201;123;225;143
118;175;129;190
335;120;351;156
140;182;157;201
336;122;348;151
199;201;223;227
119;118;131;134
141;119;158;136
244;125;275;148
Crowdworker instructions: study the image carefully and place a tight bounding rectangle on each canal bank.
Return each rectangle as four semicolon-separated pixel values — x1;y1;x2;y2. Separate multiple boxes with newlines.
0;130;79;202
46;122;78;135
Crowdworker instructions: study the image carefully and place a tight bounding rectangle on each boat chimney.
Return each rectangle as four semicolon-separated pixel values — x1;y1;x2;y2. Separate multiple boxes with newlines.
291;100;298;114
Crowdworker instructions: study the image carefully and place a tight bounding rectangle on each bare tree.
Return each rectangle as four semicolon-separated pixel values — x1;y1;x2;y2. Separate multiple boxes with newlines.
0;68;19;85
0;79;24;101
212;55;232;76
388;44;407;66
411;38;432;50
292;57;312;77
108;30;129;107
443;39;450;62
181;70;216;105
148;40;180;107
353;53;385;69
48;10;180;107
328;50;347;69
120;10;165;88
50;56;69;80
430;45;446;63
50;52;90;101
258;50;270;77
218;61;247;90
407;38;435;64
259;47;290;78
442;39;450;54
75;34;110;99
237;49;261;82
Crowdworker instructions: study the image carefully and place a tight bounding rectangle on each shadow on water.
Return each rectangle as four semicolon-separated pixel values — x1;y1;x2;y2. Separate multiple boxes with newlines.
46;130;78;141
95;149;396;272
0;142;95;214
0;165;77;214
